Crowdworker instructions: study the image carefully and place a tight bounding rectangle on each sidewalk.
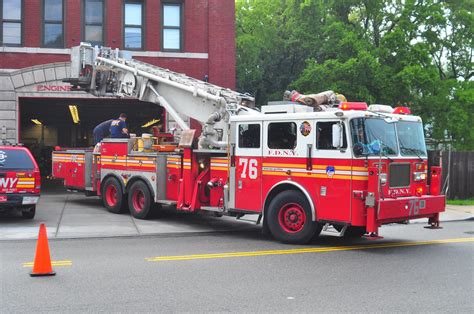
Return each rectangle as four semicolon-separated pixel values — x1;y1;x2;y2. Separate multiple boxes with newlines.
440;205;474;222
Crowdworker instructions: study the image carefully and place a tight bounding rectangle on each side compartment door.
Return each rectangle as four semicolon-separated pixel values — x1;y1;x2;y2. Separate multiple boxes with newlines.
234;122;262;211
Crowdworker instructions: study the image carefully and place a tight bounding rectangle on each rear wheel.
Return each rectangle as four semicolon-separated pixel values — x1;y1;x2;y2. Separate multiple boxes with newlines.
267;190;322;244
128;181;152;219
21;205;36;219
101;177;126;214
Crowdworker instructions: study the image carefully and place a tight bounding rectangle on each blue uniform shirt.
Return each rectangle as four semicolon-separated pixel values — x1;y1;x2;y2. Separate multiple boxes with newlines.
93;119;113;144
93;119;113;135
110;119;127;138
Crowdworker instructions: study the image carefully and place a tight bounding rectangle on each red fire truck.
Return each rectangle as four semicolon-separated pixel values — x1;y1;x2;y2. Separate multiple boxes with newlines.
52;44;445;244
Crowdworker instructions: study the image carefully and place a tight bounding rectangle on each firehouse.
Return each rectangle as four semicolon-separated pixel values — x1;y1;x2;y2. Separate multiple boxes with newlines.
51;44;445;244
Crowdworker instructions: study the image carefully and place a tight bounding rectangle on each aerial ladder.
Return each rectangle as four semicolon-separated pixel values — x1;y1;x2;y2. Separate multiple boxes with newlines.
65;43;258;149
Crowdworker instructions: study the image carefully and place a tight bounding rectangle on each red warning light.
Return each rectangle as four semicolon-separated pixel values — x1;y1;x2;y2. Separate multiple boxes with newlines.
338;102;368;111
393;107;411;115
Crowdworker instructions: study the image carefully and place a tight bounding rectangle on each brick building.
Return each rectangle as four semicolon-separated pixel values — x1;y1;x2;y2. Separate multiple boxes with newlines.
0;0;236;156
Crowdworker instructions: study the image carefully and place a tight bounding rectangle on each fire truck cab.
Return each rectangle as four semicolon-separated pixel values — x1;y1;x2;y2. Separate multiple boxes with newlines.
227;103;444;243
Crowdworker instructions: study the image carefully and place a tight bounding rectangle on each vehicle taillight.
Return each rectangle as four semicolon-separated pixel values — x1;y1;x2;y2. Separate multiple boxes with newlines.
34;171;41;191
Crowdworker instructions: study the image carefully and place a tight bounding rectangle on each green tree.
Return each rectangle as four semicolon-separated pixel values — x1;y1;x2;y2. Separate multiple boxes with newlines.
236;0;473;149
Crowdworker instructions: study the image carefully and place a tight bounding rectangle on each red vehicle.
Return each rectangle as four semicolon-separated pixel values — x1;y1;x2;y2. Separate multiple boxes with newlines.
0;144;41;219
52;44;445;243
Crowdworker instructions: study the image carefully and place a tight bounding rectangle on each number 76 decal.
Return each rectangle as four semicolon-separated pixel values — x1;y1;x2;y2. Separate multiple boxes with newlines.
239;158;258;179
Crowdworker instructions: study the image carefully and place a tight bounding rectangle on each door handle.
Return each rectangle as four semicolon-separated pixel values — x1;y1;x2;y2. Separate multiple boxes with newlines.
306;144;312;171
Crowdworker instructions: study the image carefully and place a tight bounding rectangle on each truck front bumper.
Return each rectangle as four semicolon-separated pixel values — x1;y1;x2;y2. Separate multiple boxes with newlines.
377;195;445;224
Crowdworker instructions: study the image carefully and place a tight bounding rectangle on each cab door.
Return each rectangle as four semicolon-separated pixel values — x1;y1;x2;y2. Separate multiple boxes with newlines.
234;122;263;211
313;119;352;222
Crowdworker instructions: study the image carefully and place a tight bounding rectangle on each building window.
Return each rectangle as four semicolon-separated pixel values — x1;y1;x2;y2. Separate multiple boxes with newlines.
1;0;22;46
267;122;297;150
124;1;143;49
162;2;182;51
43;0;63;47
83;0;104;46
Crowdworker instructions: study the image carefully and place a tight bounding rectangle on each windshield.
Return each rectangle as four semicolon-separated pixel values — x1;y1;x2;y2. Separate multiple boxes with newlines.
0;149;34;170
350;118;398;157
396;121;427;157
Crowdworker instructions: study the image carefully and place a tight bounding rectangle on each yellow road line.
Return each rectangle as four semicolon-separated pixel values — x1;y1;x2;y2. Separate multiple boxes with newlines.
22;260;72;267
145;237;474;262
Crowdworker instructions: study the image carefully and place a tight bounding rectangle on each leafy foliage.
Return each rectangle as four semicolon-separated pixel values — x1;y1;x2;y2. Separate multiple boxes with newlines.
236;0;473;149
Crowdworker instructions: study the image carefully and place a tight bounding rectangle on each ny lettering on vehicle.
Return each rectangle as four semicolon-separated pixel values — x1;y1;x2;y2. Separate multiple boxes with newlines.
0;178;18;188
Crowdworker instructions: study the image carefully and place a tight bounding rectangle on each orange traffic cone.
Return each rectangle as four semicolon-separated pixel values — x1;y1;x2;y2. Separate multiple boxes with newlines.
30;223;56;277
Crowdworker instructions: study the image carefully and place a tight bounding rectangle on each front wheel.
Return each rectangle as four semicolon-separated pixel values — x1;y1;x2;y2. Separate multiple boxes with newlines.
128;181;153;219
267;190;321;244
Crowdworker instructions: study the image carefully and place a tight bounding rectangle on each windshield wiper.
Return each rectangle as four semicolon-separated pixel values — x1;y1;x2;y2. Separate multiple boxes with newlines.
398;140;424;161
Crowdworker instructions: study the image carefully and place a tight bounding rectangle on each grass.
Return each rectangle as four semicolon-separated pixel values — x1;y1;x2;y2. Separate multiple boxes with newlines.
446;199;474;206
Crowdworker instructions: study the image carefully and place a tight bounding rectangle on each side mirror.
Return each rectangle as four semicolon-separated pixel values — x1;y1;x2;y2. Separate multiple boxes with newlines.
332;123;343;148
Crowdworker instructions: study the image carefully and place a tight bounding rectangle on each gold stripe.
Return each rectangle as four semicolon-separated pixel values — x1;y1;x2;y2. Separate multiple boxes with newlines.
167;165;180;169
262;171;368;181
101;162;127;166
128;157;154;160
262;163;367;172
145;238;474;262
53;159;84;163
211;167;228;171
263;163;306;169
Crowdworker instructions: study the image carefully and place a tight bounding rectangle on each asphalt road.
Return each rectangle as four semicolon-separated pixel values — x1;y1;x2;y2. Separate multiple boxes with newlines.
1;220;473;313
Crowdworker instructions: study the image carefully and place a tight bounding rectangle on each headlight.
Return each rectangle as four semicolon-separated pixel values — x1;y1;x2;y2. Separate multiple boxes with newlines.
413;172;427;181
379;173;387;185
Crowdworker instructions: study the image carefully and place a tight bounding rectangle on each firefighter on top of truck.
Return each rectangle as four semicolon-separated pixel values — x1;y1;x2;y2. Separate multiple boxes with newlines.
92;119;113;145
110;113;129;139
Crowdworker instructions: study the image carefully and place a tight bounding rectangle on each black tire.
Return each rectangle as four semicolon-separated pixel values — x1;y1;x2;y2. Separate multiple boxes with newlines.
267;190;322;244
21;205;36;219
334;225;367;238
101;177;126;214
128;181;153;219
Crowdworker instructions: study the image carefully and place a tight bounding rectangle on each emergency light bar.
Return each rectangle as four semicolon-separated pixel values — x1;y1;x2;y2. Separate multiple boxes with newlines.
367;104;394;113
338;102;368;111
